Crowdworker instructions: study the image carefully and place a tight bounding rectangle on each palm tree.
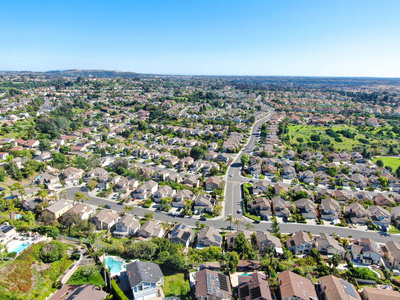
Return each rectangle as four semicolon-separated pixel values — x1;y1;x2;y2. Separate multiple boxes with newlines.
37;189;49;203
227;214;233;229
60;190;67;200
74;192;89;204
234;219;241;231
271;217;280;234
245;223;254;231
124;205;134;216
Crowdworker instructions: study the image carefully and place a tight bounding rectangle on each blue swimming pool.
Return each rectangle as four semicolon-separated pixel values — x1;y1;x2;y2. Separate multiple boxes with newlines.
106;257;124;274
9;242;30;254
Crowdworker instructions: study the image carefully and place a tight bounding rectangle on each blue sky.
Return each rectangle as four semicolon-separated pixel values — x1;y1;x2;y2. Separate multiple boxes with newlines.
1;0;399;77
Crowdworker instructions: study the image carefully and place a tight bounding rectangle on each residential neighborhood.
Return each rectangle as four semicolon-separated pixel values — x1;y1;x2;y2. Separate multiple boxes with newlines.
0;74;400;300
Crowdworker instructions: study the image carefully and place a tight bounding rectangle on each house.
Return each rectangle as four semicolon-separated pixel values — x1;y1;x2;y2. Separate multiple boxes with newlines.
132;180;158;200
247;198;271;220
238;272;272;300
205;176;221;191
315;233;346;257
67;203;95;220
286;231;313;255
294;198;318;219
90;209;120;231
85;168;110;188
282;166;296;179
49;284;107;300
272;196;292;217
392;206;400;228
368;206;391;228
344;203;370;225
0;223;17;245
62;167;85;186
113;215;141;238
173;189;195;208
126;260;164;300
37;173;62;190
333;190;353;203
182;175;199;188
319;199;341;221
253;181;270;196
45;200;74;219
152;185;176;203
194;194;214;213
361;287;400;300
383;241;400;270
350;238;382;265
169;223;192;248
373;194;395;206
138;220;164;238
226;231;252;251
318;275;361;300
194;269;232;300
278;270;318;300
351;173;368;189
254;231;283;255
299;170;315;184
196;226;222;248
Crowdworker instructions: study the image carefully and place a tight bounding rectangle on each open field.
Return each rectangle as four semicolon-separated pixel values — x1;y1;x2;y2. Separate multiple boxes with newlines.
287;124;399;152
372;156;400;170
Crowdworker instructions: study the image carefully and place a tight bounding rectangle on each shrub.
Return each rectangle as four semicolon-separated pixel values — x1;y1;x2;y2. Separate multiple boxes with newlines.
112;279;129;300
143;199;153;208
36;225;60;239
39;241;66;263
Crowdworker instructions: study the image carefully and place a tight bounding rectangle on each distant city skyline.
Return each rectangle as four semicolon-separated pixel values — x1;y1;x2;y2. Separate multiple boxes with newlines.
1;0;400;77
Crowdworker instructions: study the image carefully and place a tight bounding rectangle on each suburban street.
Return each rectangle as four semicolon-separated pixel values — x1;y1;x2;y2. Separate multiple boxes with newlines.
64;108;400;244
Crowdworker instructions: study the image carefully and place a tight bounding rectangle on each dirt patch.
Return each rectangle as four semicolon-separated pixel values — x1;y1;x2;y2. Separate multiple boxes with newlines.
32;261;52;272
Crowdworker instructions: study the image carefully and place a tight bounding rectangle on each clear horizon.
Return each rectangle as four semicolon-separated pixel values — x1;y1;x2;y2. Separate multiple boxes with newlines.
1;0;400;77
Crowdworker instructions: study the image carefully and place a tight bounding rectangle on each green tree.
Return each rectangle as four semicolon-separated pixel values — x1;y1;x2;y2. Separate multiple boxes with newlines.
74;192;89;204
271;217;280;234
163;253;187;271
226;214;233;228
224;251;240;273
39;139;51;151
59;145;71;154
376;159;384;168
60;212;81;235
144;212;154;221
124;205;134;216
190;146;205;160
39;241;65;263
241;154;250;168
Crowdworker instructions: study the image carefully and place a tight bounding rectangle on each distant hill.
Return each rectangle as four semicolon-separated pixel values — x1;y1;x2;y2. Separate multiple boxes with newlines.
0;69;399;86
44;69;142;78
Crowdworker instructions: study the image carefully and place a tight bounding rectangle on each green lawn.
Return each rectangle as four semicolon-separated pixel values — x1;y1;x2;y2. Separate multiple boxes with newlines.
372;156;400;171
287;124;362;151
67;266;105;287
162;271;190;297
287;124;399;152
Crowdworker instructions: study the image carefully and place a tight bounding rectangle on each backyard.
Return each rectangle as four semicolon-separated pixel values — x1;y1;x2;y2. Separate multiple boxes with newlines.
162;270;190;298
67;266;105;287
0;241;73;300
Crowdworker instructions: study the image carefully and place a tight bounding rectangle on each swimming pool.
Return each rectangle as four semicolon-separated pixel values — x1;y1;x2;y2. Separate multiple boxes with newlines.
105;257;124;274
9;242;30;254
